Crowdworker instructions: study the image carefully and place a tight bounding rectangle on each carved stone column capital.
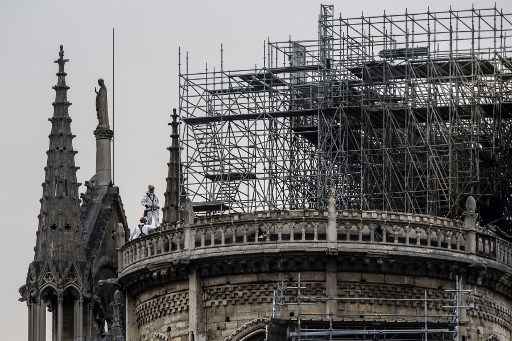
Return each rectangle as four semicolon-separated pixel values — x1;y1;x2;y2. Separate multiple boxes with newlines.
94;127;114;140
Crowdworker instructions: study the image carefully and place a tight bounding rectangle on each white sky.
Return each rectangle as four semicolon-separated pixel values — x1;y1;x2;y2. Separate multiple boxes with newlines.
1;0;510;339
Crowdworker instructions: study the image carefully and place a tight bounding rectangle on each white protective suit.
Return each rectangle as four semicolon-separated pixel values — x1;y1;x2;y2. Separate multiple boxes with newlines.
141;192;160;227
130;223;151;240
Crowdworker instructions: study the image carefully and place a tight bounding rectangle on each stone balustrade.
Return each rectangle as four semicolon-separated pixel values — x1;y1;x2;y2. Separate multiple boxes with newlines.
119;210;512;273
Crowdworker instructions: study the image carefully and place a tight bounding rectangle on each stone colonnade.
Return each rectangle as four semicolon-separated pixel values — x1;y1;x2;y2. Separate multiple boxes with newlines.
27;291;88;341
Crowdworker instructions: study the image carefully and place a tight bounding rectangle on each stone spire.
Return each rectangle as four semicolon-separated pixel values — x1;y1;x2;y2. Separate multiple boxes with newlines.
35;45;81;262
163;108;181;224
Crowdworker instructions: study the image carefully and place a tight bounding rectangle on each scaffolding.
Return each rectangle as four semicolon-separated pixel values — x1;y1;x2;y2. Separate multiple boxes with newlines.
179;5;512;232
266;275;472;341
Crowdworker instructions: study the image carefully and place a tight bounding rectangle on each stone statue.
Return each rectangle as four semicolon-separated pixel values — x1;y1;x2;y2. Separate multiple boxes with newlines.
95;79;110;129
110;289;125;341
95;278;120;336
111;290;122;327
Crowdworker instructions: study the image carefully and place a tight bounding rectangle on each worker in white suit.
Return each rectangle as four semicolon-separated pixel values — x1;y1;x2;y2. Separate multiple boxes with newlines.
141;184;160;228
131;217;151;240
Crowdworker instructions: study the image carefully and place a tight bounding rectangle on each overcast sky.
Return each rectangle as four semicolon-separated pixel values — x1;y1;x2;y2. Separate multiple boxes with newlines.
2;0;511;339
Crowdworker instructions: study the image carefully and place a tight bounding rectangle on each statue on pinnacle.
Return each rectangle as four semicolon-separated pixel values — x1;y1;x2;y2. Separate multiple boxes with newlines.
95;78;110;129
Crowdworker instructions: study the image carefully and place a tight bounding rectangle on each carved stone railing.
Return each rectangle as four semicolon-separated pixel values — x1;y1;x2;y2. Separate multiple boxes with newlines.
333;210;467;251
119;210;512;274
121;229;185;268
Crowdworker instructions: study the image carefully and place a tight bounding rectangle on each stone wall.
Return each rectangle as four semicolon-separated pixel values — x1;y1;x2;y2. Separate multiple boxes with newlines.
130;272;512;341
135;281;189;341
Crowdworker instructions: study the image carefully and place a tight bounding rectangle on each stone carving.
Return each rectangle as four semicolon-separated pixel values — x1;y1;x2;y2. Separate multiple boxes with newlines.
95;78;110;129
110;289;124;340
203;282;325;307
94;278;121;336
224;318;268;341
183;198;195;225
151;332;169;341
466;195;477;212
136;290;189;325
21;46;131;341
112;290;122;325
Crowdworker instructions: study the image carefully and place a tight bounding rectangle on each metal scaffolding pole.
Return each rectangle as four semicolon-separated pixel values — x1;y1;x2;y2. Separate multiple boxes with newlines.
179;5;512;237
266;274;473;341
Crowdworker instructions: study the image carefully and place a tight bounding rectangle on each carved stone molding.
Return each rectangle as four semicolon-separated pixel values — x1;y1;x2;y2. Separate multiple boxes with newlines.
135;290;189;326
224;318;268;341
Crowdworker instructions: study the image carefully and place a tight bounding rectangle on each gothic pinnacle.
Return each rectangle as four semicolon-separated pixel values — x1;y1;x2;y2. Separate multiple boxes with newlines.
52;45;71;113
35;45;81;261
163;108;181;224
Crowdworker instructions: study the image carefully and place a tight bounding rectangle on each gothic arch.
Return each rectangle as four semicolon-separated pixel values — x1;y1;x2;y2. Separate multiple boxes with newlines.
63;284;81;299
225;319;267;341
63;283;81;297
39;284;58;302
63;262;82;287
238;329;265;341
39;262;58;288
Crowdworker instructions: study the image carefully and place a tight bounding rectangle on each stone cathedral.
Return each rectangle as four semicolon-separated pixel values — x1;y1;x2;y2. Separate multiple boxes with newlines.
19;5;512;341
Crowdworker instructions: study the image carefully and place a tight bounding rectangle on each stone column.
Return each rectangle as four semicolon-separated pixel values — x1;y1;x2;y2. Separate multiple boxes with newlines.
77;297;84;341
464;196;477;254
117;222;126;272
326;190;338;316
327;189;337;246
32;301;39;341
126;294;139;341
188;269;205;341
73;299;77;341
185;226;193;251
57;293;63;341
27;303;33;341
38;302;46;341
74;297;84;341
52;305;58;341
94;128;113;186
326;260;338;317
87;302;94;338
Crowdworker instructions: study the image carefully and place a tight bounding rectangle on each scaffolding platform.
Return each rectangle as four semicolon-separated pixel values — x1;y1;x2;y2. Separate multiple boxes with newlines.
179;4;512;237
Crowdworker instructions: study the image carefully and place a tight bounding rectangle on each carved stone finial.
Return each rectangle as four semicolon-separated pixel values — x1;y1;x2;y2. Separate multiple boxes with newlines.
184;198;195;225
328;188;336;213
464;195;478;237
327;188;337;243
465;195;476;213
